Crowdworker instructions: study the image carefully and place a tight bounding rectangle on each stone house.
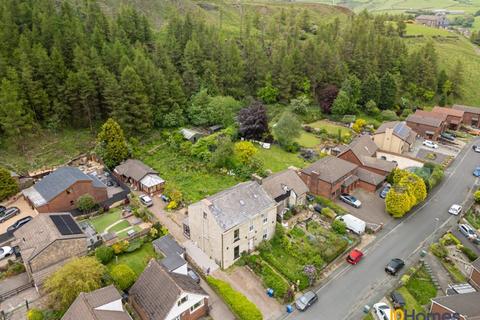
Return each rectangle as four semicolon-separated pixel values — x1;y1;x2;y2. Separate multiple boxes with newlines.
22;167;108;213
373;121;417;154
430;291;480;319
129;259;209;320
415;14;448;28
470;257;480;290
259;169;309;217
62;285;132;320
406;110;447;141
453;104;480;127
432;106;464;130
188;181;277;269
13;213;88;289
114;159;165;195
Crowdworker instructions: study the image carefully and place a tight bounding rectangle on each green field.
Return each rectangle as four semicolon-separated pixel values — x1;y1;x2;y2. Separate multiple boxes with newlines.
255;145;307;172
405;23;452;36
307;120;353;136
0;128;95;173
295;131;321;148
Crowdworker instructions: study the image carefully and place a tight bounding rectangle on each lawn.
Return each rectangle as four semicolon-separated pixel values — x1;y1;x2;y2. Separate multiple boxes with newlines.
87;209;123;233
306;120;352;136
0;128;95;173
139;135;241;203
295;131;320;148
107;242;159;275
117;225;142;239
108;220;131;233
396;286;425;314
405;265;438;305
255;145;307;172
405;24;452;36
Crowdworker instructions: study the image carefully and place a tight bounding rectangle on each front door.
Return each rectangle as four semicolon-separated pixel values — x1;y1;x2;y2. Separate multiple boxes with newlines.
248;238;254;252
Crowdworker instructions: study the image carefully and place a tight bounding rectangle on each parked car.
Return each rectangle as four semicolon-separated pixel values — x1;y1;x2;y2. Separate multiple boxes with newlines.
7;216;33;233
335;214;366;235
473;145;480;153
448;204;462;216
380;183;391;199
306;194;315;202
139;195;153;207
295;291;318;311
473;167;480;177
458;224;477;240
346;249;363;265
0;207;20;223
423;140;438;149
339;193;362;208
313;204;323;214
385;258;405;275
0;205;6;214
0;246;13;260
390;291;406;309
187;267;201;284
440;132;455;142
373;302;392;320
160;194;170;202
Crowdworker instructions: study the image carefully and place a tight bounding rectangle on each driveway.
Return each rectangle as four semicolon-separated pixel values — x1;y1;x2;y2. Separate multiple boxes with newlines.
335;189;392;225
0;197;37;234
451;228;480;256
286;137;480;320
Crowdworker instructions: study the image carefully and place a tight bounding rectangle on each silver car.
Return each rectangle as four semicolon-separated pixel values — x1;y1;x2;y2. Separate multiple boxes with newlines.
0;246;13;260
139;195;153;207
459;224;477;240
295;291;318;311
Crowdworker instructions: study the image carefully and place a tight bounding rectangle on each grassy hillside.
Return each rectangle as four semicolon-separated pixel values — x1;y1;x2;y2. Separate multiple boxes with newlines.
303;0;480;13
404;23;480;106
91;0;349;31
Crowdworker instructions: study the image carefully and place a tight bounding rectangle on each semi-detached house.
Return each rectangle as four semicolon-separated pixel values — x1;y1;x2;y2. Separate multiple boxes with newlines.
188;181;277;269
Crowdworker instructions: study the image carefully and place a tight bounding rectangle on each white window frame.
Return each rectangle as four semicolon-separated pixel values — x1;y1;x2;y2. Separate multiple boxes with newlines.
177;296;188;306
262;229;268;240
190;300;204;313
262;214;268;224
249;220;254;232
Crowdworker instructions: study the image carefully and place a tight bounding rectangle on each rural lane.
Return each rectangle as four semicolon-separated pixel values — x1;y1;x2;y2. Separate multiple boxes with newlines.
286;137;480;320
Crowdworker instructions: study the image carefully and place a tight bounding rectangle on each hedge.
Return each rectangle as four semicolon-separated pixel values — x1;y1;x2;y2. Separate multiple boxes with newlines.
315;196;347;214
243;255;289;301
206;276;263;320
459;246;479;262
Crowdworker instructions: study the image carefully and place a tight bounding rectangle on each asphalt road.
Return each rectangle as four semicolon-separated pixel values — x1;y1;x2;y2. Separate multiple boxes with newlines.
288;138;480;320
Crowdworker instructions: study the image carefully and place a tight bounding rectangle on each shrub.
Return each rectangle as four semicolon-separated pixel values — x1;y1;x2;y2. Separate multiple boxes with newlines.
27;309;44;320
459;245;479;262
166;200;178;210
440;233;461;247
0;166;19;201
315;196;347;214
95;246;114;264
386;187;413;218
124;238;143;253
430;243;448;259
380;110;399;121
321;207;336;220
331;220;347;235
110;264;137;290
243;255;289;301
475;190;480;203
206;276;263;320
76;194;96;212
112;240;129;254
5;261;25;277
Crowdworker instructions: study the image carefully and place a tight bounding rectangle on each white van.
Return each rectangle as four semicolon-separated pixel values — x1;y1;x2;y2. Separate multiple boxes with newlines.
335;214;366;235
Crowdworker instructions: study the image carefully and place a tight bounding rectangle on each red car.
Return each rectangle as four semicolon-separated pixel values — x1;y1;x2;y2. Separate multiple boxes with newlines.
346;249;363;265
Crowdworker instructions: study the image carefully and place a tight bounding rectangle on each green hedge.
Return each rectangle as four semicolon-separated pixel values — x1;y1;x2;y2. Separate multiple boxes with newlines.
243;255;289;300
206;276;263;320
315;196;347;214
460;245;479;262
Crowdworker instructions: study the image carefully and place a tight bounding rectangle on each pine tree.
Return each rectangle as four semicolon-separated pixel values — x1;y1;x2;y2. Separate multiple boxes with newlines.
379;72;397;109
361;73;381;105
96;118;129;169
450;60;464;98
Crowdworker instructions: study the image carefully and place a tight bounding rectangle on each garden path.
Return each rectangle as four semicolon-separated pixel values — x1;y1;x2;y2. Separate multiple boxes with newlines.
104;219;126;233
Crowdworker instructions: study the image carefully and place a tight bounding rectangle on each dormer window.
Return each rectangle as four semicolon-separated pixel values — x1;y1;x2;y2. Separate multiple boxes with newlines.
66;188;72;194
177;296;188;306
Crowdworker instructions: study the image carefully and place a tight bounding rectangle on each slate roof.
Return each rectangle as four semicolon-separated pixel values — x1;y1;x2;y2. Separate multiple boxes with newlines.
62;285;131;320
161;254;187;272
432;106;464;118
453;104;480;115
472;257;480;271
432;292;480;318
406;113;445;128
356;167;385;186
114;159;158;182
375;121;417;144
129;260;207;320
13;213;86;263
339;135;378;158
302;156;358;184
360;156;397;172
152;234;185;257
261;169;309;200
195;181;276;231
22;167;105;207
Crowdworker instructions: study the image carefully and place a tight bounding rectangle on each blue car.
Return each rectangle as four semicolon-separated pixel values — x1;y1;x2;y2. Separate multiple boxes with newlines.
380;183;391;199
474;167;480;177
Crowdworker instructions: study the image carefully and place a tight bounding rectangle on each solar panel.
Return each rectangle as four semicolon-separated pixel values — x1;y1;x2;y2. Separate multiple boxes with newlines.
393;122;409;139
50;214;83;235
